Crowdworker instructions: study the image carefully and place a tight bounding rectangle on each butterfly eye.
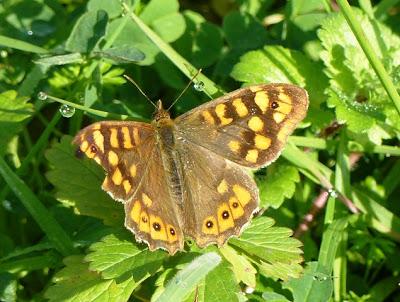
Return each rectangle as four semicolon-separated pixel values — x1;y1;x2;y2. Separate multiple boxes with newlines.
153;222;161;231
232;202;239;208
221;211;230;219
205;221;213;228
169;228;176;236
90;145;97;153
271;101;279;109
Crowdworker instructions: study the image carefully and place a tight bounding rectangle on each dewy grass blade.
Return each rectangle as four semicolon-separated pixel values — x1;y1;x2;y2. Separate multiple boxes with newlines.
0;157;76;256
121;2;221;99
156;252;221;302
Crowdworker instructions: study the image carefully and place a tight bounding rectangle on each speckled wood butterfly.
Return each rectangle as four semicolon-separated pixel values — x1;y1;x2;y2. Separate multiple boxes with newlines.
73;83;308;255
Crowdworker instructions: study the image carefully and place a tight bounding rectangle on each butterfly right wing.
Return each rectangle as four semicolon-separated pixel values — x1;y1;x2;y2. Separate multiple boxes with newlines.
73;121;184;254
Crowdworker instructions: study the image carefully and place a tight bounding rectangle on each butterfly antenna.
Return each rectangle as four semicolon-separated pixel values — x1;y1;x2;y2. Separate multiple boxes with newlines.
123;74;157;108
167;69;202;111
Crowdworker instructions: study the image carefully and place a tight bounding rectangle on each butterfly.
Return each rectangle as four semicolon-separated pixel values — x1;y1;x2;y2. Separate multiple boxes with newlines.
73;83;309;255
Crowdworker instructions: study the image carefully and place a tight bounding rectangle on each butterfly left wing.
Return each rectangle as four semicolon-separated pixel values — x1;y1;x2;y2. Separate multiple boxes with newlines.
175;83;308;169
73;121;185;254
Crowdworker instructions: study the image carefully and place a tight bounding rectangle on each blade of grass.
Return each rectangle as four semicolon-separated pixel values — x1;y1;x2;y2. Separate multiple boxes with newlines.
336;0;400;115
0;157;76;256
0;253;60;273
156;252;222;302
374;0;400;20
42;93;142;121
0;113;62;201
332;133;350;301
122;2;221;99
0;35;49;54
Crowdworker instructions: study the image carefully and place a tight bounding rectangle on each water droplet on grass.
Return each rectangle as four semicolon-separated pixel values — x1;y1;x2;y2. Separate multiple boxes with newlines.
37;91;48;100
194;81;204;91
59;104;75;118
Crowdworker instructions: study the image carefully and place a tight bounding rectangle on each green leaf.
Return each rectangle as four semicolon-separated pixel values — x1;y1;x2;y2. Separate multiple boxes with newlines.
155;252;222;302
175;11;223;68
229;217;303;280
219;245;257;288
198;259;241;302
258;162;300;208
223;11;267;51
261;291;290;302
151;12;186;43
0;90;33;155
86;231;165;281
87;0;122;18
106;17;159;66
66;10;108;53
140;0;184;43
318;9;400;135
284;262;333;302
0;273;17;302
140;0;179;24
231;45;332;127
45;255;136;302
45;136;124;226
95;46;145;63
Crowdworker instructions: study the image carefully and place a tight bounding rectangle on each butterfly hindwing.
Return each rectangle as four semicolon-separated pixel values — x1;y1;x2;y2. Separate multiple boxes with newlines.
175;83;309;168
175;137;259;248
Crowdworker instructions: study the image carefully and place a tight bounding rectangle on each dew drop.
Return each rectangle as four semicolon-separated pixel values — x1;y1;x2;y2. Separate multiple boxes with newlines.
194;81;204;91
245;286;255;294
37;91;48;100
328;188;338;198
59;104;75;118
27;30;33;36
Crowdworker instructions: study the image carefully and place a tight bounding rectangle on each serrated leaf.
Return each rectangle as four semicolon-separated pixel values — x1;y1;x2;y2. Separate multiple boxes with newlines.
45;255;136;302
318;9;400;135
284;262;332;302
155;252;222;302
86;231;165;281
219;245;256;288
229;217;303;280
0;90;33;155
45;136;123;225
66;10;108;53
258;162;300;208
231;45;331;128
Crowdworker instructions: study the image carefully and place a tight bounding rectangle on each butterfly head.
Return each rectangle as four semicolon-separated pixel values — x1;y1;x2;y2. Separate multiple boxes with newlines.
152;100;172;127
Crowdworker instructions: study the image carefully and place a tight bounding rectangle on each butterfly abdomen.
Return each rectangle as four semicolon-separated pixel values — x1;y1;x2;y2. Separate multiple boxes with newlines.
157;124;185;207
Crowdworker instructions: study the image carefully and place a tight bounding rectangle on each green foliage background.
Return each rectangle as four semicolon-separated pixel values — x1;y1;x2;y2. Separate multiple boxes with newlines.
0;0;399;301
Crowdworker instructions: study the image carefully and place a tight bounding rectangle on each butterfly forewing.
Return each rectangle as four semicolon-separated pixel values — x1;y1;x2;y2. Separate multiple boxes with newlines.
175;84;308;168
